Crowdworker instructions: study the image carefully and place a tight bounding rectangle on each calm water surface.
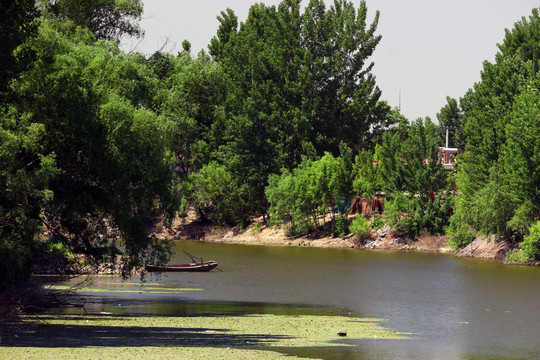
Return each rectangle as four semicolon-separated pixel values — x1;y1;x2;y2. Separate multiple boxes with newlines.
62;241;540;359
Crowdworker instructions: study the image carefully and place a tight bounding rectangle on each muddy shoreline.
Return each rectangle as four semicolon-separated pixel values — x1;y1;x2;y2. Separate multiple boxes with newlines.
163;217;516;263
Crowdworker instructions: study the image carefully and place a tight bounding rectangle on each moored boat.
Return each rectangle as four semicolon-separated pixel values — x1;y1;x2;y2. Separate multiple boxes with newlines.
146;260;218;272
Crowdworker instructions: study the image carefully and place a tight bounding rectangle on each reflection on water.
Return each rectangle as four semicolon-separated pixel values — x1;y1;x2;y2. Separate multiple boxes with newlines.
58;241;540;359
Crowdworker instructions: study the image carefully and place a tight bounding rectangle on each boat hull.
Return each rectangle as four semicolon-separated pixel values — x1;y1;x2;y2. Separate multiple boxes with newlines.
146;261;218;272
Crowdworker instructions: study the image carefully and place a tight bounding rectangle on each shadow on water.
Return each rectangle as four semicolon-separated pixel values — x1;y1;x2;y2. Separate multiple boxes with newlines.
0;314;290;348
66;296;357;318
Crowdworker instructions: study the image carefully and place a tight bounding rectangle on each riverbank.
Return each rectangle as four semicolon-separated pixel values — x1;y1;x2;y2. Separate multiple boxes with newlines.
162;215;516;262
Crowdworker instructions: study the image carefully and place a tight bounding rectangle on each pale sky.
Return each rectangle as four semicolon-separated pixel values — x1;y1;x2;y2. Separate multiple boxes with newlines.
124;1;539;121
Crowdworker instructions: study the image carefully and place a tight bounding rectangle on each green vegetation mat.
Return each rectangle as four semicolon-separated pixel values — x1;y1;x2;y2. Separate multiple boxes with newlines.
0;313;409;359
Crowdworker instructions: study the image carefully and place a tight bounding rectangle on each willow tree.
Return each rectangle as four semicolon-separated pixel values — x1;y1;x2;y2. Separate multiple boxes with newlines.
0;16;178;293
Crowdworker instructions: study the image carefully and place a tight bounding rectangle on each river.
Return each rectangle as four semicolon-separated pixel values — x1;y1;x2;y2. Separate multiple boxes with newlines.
61;241;540;359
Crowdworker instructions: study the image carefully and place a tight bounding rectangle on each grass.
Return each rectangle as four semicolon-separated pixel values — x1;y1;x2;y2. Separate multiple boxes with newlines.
0;313;410;359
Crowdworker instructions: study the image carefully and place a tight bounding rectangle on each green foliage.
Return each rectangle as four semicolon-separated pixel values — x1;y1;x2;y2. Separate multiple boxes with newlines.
501;82;540;230
285;220;315;238
251;222;263;235
0;19;178;285
266;153;350;231
514;221;540;262
507;200;535;235
161;51;229;178
352;150;378;197
370;215;384;230
46;241;71;257
447;222;476;249
0;0;39;102
436;96;466;150
448;7;540;244
45;0;144;42
384;193;424;241
332;215;350;238
356;118;451;239
210;0;390;218
350;215;370;239
1;104;58;291
189;162;247;226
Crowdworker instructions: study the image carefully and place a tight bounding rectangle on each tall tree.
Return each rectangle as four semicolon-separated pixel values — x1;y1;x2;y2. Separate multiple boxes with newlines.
208;8;238;61
436;96;465;150
0;0;39;102
45;0;144;42
502;79;540;234
6;20;176;277
448;7;540;247
210;0;389;218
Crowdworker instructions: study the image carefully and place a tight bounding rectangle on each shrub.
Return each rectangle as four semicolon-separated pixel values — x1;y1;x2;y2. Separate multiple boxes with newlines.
447;223;475;249
251;222;263;235
370;215;384;230
505;248;528;264
190;162;247;225
350;215;371;239
519;220;540;262
285;220;315;238
47;241;71;257
332;215;350;237
507;201;535;235
384;193;423;241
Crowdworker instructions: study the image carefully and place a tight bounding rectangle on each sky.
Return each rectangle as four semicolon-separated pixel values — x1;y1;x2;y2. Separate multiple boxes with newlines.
124;0;539;121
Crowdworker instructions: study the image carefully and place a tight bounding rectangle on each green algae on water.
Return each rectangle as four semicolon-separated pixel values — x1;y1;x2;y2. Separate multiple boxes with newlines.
1;313;411;359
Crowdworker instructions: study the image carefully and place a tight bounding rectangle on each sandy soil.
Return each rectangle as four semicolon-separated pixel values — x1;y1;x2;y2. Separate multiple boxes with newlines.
456;234;516;261
159;211;517;263
161;214;454;253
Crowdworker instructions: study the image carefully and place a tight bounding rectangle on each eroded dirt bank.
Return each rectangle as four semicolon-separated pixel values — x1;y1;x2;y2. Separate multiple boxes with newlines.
160;216;516;262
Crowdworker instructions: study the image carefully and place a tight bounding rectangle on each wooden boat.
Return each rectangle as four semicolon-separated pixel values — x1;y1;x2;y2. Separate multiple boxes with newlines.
146;260;218;272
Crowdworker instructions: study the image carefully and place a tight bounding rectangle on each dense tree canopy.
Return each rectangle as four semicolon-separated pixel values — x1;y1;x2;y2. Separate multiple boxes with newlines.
44;0;144;42
447;7;540;257
2;0;540;294
0;0;39;102
206;0;390;217
1;4;172;291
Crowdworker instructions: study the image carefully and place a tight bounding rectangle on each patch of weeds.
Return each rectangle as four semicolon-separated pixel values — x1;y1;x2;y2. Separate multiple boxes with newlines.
251;223;263;235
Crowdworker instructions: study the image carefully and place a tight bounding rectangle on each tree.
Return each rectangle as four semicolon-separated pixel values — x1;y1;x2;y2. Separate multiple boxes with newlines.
45;0;144;42
359;118;450;239
209;0;389;219
0;0;39;102
0;107;58;292
436;96;465;150
189;162;248;226
6;20;177;277
301;0;388;153
498;7;540;76
448;7;540;246
160;51;229;180
0;0;42;292
266;152;350;236
502;80;540;234
208;8;238;60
